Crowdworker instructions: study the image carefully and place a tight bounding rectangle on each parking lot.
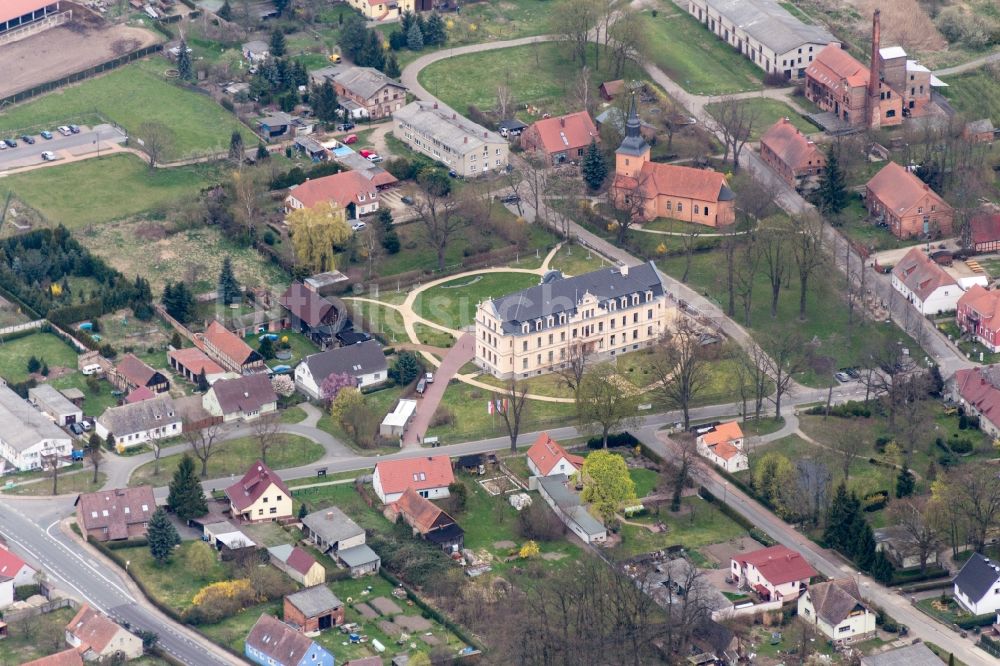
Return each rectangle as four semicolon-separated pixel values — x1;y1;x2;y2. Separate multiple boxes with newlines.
0;124;127;171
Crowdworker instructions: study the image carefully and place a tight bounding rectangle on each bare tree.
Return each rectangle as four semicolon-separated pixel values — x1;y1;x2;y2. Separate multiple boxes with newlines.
571;66;596;116
577;363;641;447
556;341;590;396
137;121;173;170
608;169;650;244
252;413;282;464
554;0;602;67
791;212;827;320
496;380;530;453
742;340;771;420
607;9;646;78
518;154;548;225
360;225;382;278
495;80;515;120
87;433;103;484
863;338;911;431
413;177;467;272
943;465;1000;554
650;318;711;429
888;498;940;573
735;228;761;327
664;434;702;511
758;218;790;318
706;97;758;170
231;167;264;242
763;330;803;418
41;451;60;495
680;222;704;283
185;421;222;477
828;419;867;482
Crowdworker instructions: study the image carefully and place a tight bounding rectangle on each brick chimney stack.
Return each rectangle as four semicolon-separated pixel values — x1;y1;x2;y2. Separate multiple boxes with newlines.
868;9;882;128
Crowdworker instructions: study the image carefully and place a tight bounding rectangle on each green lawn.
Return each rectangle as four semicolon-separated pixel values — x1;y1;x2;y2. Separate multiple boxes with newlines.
3;470;106;496
314;384;405;454
916;596;995;627
614;495;748;559
638;8;764;95
418;42;642;117
413;322;456;348
279;405;308;424
0;607;83;664
243;329;319;370
0;59;255;160
3;154;223;228
835;196;916;253
129;434;325;487
546;243;610;276
630;467;659;498
346;301;408;343
120;541;229;612
706;98;817;140
941;69;1000;125
0;332;78;382
413;271;540;329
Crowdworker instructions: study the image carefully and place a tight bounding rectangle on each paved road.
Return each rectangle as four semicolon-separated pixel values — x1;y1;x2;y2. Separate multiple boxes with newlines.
934;48;1000;77
402;332;474;446
0;125;127;171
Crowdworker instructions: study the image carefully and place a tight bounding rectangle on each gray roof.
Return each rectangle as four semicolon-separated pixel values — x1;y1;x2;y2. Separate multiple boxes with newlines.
0;385;72;452
394;100;505;155
267;543;294;562
806;579;868;624
259;112;294;127
302;340;387;382
860;644;943;666
28;384;81;418
702;0;837;54
338;543;380;568
967;118;996;134
567;505;606;536
537;474;579;509
286;585;343;617
209;374;277;416
874;525;922;558
487;262;668;334
645;558;730;612
302;506;364;545
242;40;268;52
97;394;179;437
332;66;405;100
954;552;1000;604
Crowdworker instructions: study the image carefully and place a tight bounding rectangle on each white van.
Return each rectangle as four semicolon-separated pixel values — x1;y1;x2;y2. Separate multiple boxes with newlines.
81;364;102;376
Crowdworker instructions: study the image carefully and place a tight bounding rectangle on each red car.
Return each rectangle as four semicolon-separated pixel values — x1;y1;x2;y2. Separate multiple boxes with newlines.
344;134;358;145
359;149;372;157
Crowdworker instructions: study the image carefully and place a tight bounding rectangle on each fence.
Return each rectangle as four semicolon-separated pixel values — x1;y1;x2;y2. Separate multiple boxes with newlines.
0;319;44;337
0;43;164;106
2;597;77;623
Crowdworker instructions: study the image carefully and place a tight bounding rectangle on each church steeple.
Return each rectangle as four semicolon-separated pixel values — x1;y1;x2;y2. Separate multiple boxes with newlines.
615;91;650;179
624;92;642;140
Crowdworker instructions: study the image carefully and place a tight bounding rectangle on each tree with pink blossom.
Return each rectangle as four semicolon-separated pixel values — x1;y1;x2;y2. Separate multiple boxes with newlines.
271;374;295;398
320;371;356;404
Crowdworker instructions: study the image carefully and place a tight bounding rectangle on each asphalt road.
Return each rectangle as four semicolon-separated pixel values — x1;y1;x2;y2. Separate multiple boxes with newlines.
0;124;127;171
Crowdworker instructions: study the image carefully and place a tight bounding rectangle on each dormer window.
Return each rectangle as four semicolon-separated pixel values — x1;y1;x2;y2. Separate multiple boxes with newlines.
546;316;554;327
535;319;542;331
645;291;653;302
632;294;639;306
559;313;567;324
522;323;529;334
620;296;627;308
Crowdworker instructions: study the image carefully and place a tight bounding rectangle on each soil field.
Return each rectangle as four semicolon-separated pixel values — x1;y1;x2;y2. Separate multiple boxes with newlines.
0;3;161;100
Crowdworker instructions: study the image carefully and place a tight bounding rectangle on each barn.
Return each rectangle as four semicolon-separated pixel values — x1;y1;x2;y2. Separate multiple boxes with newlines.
1;0;61;35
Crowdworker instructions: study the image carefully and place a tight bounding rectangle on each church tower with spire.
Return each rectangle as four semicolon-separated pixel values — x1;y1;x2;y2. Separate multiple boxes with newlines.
615;93;650;179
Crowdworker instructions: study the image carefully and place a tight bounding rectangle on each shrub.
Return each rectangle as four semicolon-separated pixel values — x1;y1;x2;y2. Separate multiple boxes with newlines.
586;432;638;449
950;438;974;454
863;490;889;512
186;579;256;624
430;405;454;427
516;500;567;541
804;400;871;418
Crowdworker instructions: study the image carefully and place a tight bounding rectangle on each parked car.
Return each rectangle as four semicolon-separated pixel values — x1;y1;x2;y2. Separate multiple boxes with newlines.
21;135;35;145
400;195;414;205
0;142;6;151
359;149;374;158
336;122;354;131
499;193;520;204
69;124;81;134
71;447;85;459
68;423;84;436
57;126;72;136
41;151;57;161
81;420;92;431
448;169;458;178
40;130;53;140
416;378;427;394
834;371;852;383
81;363;102;375
4;139;17;148
845;367;861;380
425;372;434;383
351;221;367;231
368;154;383;163
344;134;358;145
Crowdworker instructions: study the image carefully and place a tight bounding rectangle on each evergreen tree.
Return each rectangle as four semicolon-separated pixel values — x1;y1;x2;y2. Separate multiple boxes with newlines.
273;0;290;15
40;360;49;377
379;209;400;254
27;355;40;374
196;369;209;393
269;29;287;58
407;21;424;51
581;139;607;190
339;14;369;62
384;52;401;79
167;454;208;521
817;146;848;215
314;81;339;124
852;520;877;570
170;332;182;349
871;550;895;584
895;466;915;498
424;12;446;46
400;11;415;34
360;30;385;70
298;503;308;520
390;351;422;385
259;335;276;360
177;39;193;81
228;130;244;163
161;282;175;316
389;29;407;51
218;255;241;305
823;483;856;553
257;142;269;160
217;0;232;20
147;508;181;563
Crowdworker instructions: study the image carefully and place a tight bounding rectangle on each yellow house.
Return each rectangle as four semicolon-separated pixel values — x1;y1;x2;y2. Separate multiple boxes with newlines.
798;579;876;644
346;0;416;20
225;461;293;523
268;544;326;587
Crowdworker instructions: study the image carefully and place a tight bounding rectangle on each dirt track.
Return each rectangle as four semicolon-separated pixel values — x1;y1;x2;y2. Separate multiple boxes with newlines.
0;3;161;99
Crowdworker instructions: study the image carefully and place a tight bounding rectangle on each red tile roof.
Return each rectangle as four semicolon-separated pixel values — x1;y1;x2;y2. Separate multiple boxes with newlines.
710;440;742;461
867;162;950;217
21;649;85;666
279;282;337;328
956;367;1000;428
225;460;291;512
285;546;318;576
891;247;958;303
125;386;155;404
286;170;378;210
736;545;817;585
203;321;258;367
971;212;1000;247
700;421;744;447
75;486;156;540
66;605;123;655
374;456;454;497
0;546;30;581
527;111;599;156
620;162;731;204
526;432;584;475
115;354;160;387
959;285;1000;332
807;44;868;88
760;118;824;171
391;487;456;534
168;347;225;376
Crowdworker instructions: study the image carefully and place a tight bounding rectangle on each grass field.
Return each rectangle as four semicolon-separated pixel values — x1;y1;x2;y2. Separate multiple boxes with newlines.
348;301;408;343
129;435;325;487
3;470;106;496
3;154;223;228
0;59;255;160
413;271;540;328
614;495;748;558
638;8;764;95
706;98;817;140
0;332;78;382
546;243;610;276
941;69;1000;125
0;607;83;664
120;541;229;611
418;42;642;117
428;380;577;441
630;467;659;498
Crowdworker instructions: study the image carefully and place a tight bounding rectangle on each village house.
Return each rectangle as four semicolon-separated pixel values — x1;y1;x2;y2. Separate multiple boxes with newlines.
599;79;625;100
731;545;816;601
28;384;82;426
301;507;366;554
283;170;385;220
890;247;961;315
957;286;1000;353
0;573;11;609
267;544;326;587
379;398;418;440
964;119;997;144
954;552;1000;615
475;262;675;380
861;643;944;666
758;118;825;189
393;100;509;177
0;545;36;587
95;393;181;451
874;525;939;570
167;347;227;386
526;432;584;477
798;578;876;643
65;604;144;662
535;474;607;544
696;421;749;473
520;111;600;166
687;0;837;80
225;461;293;523
22;649;84;666
256;112;314;142
245;614;334;666
613;97;735;227
954;366;1000;438
311;65;407;119
866;162;953;239
970;211;1000;253
203;374;278;423
0;385;72;472
202;521;258;559
278;282;347;349
75;485;156;542
110;353;169;395
372;455;454;503
387;487;465;553
294;340;387;399
283;586;345;633
199;321;267;375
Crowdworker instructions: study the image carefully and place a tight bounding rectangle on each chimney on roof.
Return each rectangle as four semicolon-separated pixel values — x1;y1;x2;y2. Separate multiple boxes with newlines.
483;131;487;138
621;264;629;276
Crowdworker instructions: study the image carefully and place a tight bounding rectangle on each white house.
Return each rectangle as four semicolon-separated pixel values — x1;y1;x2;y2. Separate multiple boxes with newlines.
0;545;37;587
730;545;816;602
798;579;876;643
953;552;1000;616
536;474;607;544
372;456;454;504
28;384;83;427
696;421;749;473
203;374;278;423
0;577;12;609
525;432;585;477
294;340;388;399
65;604;144;661
890;248;961;315
95;394;181;452
0;385;73;472
224;460;293;523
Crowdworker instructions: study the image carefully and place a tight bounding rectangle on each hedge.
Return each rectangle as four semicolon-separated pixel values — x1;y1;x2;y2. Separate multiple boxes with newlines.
804;400;872;418
981;634;1000;658
105;537;149;550
0;325;44;344
957;613;997;629
639;441;664;466
377;568;482;652
586;432;639;449
15;584;40;600
889;566;950;586
698;486;775;546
